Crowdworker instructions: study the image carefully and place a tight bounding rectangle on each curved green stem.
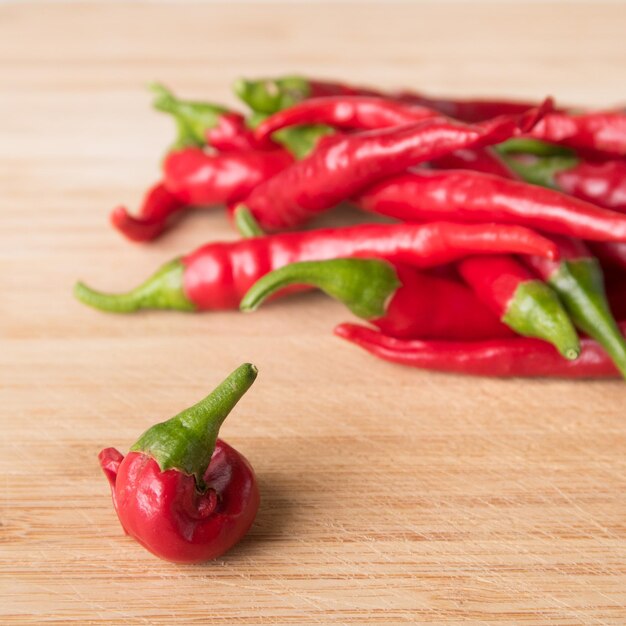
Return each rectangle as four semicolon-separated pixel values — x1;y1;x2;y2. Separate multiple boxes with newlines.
131;364;258;487
150;82;228;149
549;259;626;379
240;258;401;320
234;205;265;239
74;259;194;313
501;154;579;188
504;280;580;360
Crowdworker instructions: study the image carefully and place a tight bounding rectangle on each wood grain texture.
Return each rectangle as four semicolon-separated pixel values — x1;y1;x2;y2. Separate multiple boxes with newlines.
1;2;625;624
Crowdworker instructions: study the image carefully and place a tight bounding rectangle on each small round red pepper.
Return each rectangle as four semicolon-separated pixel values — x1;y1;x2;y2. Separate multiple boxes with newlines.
240;257;513;340
99;363;260;563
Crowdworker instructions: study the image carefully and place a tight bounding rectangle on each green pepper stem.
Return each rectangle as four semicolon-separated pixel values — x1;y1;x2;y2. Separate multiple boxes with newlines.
233;76;310;114
131;364;258;487
233;205;265;239
240;258;401;320
504;280;581;360
500;154;579;188
74;259;194;313
549;259;626;379
495;138;575;157
150;82;228;149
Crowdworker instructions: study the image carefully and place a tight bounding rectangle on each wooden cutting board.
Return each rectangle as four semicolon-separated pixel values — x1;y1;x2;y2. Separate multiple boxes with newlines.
1;3;625;624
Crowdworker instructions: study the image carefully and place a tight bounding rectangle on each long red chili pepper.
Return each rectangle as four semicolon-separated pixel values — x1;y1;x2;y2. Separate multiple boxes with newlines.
530;110;626;158
503;154;626;214
234;76;539;123
525;235;626;378
100;364;259;563
457;255;580;359
111;147;294;242
240;258;512;340
253;96;441;140
253;96;517;180
238;110;545;230
334;323;623;378
354;170;626;242
74;222;557;313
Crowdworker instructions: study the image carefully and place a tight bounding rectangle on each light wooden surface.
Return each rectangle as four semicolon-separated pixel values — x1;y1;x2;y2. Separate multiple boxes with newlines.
2;2;626;624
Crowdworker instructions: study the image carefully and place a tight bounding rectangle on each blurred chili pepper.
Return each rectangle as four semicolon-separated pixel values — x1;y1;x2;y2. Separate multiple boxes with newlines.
100;364;259;563
111;147;294;242
240;257;512;340
238;109;545;230
458;255;580;360
334;323;623;378
234;75;539;123
74;222;557;313
428;148;518;179
354;170;626;242
525;235;626;378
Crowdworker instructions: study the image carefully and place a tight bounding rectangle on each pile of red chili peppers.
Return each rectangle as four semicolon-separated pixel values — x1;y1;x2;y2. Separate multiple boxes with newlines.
81;75;626;561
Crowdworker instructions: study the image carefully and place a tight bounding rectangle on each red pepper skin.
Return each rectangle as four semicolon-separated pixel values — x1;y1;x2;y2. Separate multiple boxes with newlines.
429;148;519;179
531;111;626;158
590;242;626;272
240;113;535;230
110;182;186;242
164;147;294;206
99;443;259;563
254;96;440;140
555;160;626;214
182;223;558;310
334;322;623;378
354;170;626;242
206;112;273;152
110;148;293;242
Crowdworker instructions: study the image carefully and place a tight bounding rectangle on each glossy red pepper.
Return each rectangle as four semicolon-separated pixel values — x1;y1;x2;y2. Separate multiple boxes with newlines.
99;364;259;563
335;322;624;378
504;155;626;214
74;222;558;313
240;257;512;340
238;109;545;230
234;76;539;123
354;169;626;242
525;235;626;378
530;111;626;158
111;147;294;242
458;255;580;359
253;96;441;140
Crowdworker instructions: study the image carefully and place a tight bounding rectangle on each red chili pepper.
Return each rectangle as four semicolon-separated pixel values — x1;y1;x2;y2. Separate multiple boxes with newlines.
74;222;558;313
525;235;626;378
99;363;259;563
239;110;545;230
457;255;580;359
151;82;269;152
354;170;626;242
428;148;519;179
240;258;512;340
589;242;626;272
334;323;623;378
530;111;626;158
234;76;538;123
254;96;441;140
504;155;626;214
111;147;294;242
253;97;516;180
